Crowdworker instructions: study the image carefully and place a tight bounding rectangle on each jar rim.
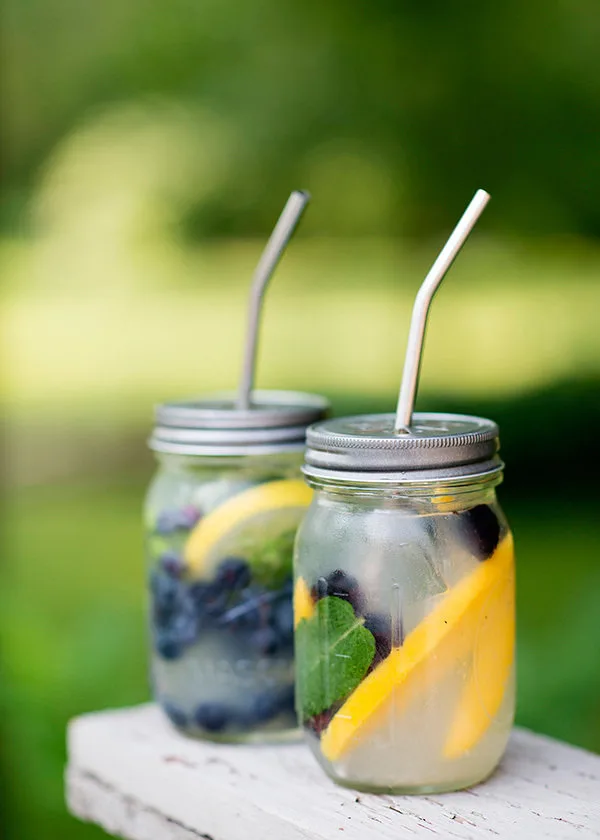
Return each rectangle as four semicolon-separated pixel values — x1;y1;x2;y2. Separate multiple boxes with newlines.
302;459;504;489
148;437;307;458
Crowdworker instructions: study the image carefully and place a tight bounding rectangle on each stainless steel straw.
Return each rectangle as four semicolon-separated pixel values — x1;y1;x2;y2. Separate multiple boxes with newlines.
394;189;490;433
237;190;310;410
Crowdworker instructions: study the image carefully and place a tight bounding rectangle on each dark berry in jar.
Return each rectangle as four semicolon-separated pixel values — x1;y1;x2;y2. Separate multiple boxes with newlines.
151;574;199;653
169;595;199;646
189;580;229;621
458;504;501;560
251;691;280;723
215;557;251;591
272;597;294;645
176;505;202;530
159;551;186;578
314;569;365;614
279;576;293;597
194;702;229;733
313;576;329;600
154;631;183;660
150;571;182;625
162;701;188;728
364;612;393;667
155;505;201;535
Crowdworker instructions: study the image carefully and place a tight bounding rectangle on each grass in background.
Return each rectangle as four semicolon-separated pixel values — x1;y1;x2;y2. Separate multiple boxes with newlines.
2;236;600;428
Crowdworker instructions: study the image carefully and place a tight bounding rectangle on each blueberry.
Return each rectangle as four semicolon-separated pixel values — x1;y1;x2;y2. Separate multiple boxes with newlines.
251;691;280;723
150;568;179;600
249;626;279;655
313;577;329;600
155;505;201;535
151;570;199;652
169;595;199;646
272;598;294;644
160;551;186;578
279;577;293;597
363;612;388;636
326;569;361;600
215;557;251;591
314;570;365;614
194;702;229;733
239;684;294;727
189;580;229;621
176;505;202;530
154;631;183;660
154;601;198;656
162;701;188;728
150;571;182;625
364;612;393;665
458;504;501;560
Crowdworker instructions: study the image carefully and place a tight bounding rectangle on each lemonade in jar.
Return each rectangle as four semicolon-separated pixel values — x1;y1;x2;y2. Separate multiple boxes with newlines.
295;412;514;791
294;189;514;791
145;191;330;740
147;391;328;741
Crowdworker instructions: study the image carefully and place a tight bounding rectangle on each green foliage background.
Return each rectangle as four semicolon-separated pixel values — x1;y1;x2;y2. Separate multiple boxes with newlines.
3;0;600;237
1;2;600;838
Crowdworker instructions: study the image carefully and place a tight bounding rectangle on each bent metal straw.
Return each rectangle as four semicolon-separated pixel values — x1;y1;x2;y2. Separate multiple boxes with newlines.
237;190;310;411
395;189;490;433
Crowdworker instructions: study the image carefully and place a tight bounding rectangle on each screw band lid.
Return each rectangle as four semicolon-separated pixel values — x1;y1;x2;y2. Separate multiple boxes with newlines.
150;390;330;456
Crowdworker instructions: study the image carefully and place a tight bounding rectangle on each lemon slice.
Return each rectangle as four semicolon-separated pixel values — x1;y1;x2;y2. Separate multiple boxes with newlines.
443;557;515;758
184;479;312;579
293;577;315;627
320;534;515;762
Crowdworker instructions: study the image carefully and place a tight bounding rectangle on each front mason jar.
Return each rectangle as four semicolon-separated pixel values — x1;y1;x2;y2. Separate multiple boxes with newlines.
294;413;515;793
146;391;328;742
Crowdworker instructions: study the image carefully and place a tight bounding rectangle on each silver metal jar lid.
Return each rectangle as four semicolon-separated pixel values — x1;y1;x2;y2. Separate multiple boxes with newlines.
149;390;330;456
304;412;502;483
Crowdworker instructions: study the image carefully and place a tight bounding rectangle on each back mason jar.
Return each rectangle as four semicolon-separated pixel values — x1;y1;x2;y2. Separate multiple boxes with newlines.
145;390;329;741
294;412;515;793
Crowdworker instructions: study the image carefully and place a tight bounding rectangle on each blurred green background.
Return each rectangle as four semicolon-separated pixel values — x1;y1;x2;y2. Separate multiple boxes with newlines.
1;2;600;838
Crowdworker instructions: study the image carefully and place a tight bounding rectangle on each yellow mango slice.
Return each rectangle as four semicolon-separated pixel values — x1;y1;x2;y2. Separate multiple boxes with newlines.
321;534;514;762
293;576;315;627
443;554;515;758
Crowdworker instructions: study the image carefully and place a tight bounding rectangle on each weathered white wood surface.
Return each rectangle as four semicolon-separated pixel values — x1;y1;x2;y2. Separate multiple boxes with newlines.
66;704;600;840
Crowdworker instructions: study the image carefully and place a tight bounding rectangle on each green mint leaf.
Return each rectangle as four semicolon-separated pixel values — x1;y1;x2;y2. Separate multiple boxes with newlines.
147;534;172;558
244;527;295;588
296;596;375;718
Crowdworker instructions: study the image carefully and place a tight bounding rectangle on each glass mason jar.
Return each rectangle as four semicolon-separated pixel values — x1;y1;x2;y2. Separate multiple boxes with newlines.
294;413;515;793
145;390;328;742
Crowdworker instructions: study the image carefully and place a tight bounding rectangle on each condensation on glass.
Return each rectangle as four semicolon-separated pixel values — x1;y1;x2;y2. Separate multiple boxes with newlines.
294;413;515;793
145;391;328;742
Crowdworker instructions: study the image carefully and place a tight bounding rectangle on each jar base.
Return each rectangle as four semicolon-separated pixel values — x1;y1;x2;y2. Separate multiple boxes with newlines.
171;723;302;746
320;764;499;795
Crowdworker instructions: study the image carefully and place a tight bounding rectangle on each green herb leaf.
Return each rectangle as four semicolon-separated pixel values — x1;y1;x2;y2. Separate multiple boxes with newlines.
244;528;295;588
296;596;375;718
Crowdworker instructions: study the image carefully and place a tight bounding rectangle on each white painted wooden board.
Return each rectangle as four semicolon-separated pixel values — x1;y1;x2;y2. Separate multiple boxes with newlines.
66;704;600;840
